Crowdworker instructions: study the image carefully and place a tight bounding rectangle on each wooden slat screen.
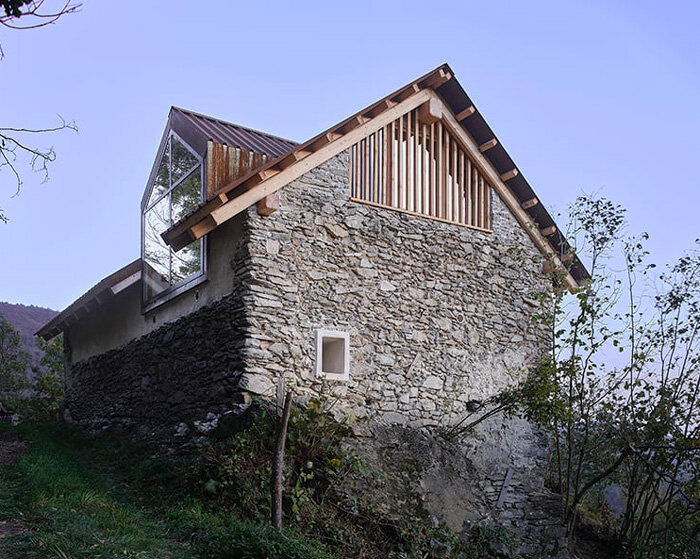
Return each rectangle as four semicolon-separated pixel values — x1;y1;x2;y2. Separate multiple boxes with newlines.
350;109;491;230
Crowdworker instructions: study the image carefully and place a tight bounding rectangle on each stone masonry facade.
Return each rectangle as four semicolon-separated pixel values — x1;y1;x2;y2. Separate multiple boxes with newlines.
64;149;566;556
241;151;550;425
238;151;564;555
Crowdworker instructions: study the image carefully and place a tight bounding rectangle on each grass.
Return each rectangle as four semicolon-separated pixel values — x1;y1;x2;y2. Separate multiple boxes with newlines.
0;422;332;559
0;407;515;559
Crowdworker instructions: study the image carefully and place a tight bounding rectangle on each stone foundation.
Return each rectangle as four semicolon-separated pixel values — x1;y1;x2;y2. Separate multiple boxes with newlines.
65;290;249;442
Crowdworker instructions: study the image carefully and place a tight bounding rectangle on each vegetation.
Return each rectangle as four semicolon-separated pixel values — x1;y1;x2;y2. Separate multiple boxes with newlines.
0;401;515;558
0;0;80;223
447;195;699;558
0;421;332;559
0;312;64;420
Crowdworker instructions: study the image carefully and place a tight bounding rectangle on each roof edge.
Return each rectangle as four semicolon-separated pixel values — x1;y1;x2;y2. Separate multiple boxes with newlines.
36;259;142;341
159;64;589;287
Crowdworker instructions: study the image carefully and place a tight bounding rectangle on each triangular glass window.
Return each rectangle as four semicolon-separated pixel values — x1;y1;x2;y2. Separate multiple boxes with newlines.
142;132;205;305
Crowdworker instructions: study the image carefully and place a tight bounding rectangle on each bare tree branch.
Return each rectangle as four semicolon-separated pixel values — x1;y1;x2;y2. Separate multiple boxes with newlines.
0;115;78;222
0;0;81;58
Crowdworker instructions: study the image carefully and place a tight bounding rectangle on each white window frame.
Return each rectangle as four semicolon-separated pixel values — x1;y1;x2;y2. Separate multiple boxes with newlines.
315;329;350;381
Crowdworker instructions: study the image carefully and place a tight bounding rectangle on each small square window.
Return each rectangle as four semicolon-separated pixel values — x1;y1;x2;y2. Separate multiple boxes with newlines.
315;329;350;381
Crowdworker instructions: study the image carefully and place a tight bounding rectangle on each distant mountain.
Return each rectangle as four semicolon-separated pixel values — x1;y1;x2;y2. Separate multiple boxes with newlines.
0;302;58;377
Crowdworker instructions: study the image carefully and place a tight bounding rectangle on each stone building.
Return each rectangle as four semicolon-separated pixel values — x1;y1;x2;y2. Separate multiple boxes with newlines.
38;64;587;554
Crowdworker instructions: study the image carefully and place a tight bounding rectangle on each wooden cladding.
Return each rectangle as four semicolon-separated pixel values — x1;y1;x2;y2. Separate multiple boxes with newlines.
349;108;491;231
207;142;269;198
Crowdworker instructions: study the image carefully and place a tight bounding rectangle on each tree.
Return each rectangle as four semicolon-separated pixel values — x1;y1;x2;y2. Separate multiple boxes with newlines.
531;196;699;557
0;0;80;222
0;312;29;415
445;195;699;557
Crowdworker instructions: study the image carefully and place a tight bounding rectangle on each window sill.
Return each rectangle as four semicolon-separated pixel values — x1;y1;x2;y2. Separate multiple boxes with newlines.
141;272;207;315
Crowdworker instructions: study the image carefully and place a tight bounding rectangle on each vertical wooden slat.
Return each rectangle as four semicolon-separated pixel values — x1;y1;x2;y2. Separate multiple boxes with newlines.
416;118;422;214
370;132;377;202
478;176;483;229
486;183;491;229
452;138;458;222
413;110;419;213
391;121;396;207
428;123;434;217
466;158;471;226
459;151;465;224
420;124;425;215
362;136;372;200
382;125;388;205
474;170;481;227
405;112;413;210
436;121;442;218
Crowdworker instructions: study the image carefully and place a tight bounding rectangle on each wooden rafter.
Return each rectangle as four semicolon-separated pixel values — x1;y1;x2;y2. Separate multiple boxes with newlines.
162;67;453;250
160;66;582;290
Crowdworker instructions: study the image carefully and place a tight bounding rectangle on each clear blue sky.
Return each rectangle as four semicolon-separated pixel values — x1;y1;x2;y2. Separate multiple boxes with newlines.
1;0;698;310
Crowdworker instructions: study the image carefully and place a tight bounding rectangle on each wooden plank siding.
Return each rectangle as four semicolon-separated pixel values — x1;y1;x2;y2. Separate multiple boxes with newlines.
350;108;492;231
207;142;269;198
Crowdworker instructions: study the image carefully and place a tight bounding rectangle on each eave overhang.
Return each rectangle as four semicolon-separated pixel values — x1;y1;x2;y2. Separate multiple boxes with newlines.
36;259;142;341
161;64;590;291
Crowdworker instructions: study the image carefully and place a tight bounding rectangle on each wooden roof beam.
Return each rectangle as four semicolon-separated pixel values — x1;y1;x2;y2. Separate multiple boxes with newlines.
500;168;519;182
419;67;452;89
540;225;557;236
278;149;312;170
479;138;498;153
521;198;539;210
455;106;475;121
181;89;435;243
418;97;442;124
258;168;280;181
340;115;371;133
366;99;398;118
430;92;579;291
257;193;279;216
312;132;342;151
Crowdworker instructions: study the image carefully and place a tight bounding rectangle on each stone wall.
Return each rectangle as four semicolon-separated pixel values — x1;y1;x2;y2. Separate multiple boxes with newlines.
238;151;563;556
63;223;253;442
241;150;550;425
64;148;565;556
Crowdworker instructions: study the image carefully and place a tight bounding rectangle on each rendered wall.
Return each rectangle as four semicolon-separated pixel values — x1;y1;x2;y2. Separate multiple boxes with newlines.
67;215;246;364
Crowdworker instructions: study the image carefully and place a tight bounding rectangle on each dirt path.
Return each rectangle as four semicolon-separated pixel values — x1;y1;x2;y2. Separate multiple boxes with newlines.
0;430;27;467
0;429;28;555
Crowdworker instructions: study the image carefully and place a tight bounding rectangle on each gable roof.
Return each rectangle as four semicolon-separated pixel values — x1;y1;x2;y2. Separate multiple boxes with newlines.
36;259;142;340
161;64;589;289
169;107;298;158
140;107;298;210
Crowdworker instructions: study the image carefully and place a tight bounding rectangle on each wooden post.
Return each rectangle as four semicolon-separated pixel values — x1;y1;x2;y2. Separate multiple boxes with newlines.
271;388;292;530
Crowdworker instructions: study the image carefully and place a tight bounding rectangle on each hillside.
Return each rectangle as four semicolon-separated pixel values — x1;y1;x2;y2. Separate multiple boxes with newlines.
0;302;58;376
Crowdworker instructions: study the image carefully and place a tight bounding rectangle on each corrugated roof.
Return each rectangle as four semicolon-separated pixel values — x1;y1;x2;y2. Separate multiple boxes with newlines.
170;107;298;158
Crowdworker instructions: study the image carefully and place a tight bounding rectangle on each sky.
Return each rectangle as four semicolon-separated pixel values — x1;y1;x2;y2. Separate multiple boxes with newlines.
0;0;698;310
